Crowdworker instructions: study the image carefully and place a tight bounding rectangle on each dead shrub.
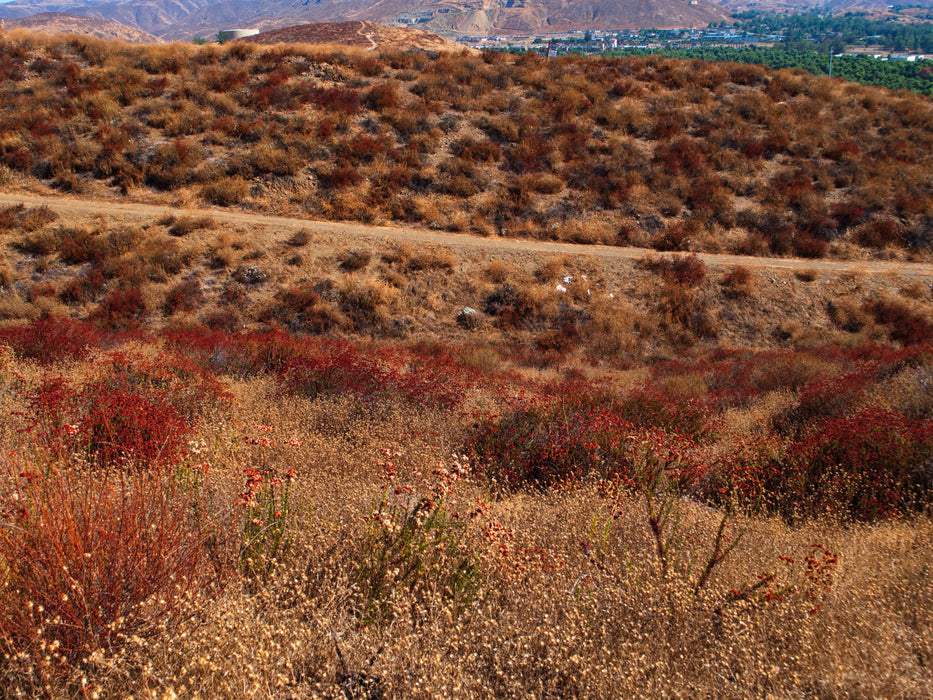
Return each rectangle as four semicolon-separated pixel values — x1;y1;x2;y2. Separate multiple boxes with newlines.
827;298;870;333
0;204;25;231
287;229;311;247
795;269;819;282
407;246;456;273
864;296;933;345
168;216;216;237
56;227;108;265
720;266;756;298
337;248;372;272
162;277;204;315
19;229;59;256
260;282;343;333
484;260;518;284
201;176;249;206
535;255;570;283
640;254;707;288
364;83;399;111
19;206;58;232
91;286;148;328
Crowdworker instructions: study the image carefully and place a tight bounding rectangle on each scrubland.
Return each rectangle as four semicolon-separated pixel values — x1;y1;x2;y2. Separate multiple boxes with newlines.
0;29;931;699
0;31;931;259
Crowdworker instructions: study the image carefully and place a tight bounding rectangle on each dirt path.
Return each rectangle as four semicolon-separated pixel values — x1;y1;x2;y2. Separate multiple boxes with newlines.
355;21;378;51
3;191;933;279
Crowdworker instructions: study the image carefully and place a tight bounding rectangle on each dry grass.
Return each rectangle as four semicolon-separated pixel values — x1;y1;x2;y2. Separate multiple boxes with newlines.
0;356;929;697
0;31;931;698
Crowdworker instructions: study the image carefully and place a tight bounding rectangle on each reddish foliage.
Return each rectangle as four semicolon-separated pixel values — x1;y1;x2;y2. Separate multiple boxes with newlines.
864;297;933;346
317;161;362;189
655;137;706;175
783;408;933;521
466;390;708;492
28;351;229;468
614;385;713;440
466;391;635;490
92;287;148;328
0;316;103;364
505;133;551;174
0;466;211;674
163;278;204;315
163;329;496;410
312;87;360;114
641;254;707;287
365;83;398;111
60;265;106;304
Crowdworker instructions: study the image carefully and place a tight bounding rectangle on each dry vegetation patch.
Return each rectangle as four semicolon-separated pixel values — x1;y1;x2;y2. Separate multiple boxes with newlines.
0;30;932;698
0;33;931;261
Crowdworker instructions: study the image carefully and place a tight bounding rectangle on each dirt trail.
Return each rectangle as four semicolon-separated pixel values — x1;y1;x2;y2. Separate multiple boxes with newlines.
3;192;933;279
356;22;378;51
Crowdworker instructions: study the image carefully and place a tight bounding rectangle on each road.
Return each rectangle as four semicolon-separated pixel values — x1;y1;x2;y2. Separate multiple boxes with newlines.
2;191;932;279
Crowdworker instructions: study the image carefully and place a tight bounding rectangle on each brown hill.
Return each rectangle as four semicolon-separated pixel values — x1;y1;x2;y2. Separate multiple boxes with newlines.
240;21;477;53
1;11;161;42
0;0;730;41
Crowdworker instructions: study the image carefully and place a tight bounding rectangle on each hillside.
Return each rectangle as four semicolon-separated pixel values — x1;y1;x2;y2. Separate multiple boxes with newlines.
0;32;930;265
0;11;161;42
0;32;931;698
0;0;730;40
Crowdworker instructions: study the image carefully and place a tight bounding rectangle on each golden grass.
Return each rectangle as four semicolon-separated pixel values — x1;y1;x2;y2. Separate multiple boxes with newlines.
2;361;929;697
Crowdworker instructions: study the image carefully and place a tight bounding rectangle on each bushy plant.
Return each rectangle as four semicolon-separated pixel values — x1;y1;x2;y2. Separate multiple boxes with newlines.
27;351;228;468
781;408;933;521
355;457;480;624
0;316;101;364
0;463;211;683
467;387;709;492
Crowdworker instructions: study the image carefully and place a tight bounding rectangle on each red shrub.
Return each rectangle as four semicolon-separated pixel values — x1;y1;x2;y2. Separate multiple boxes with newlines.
365;83;399;111
0;464;211;678
864;297;933;346
774;368;874;437
451;137;501;163
466;391;708;492
640;254;707;287
92;287;148;328
854;216;904;247
466;391;635;490
614;385;713;440
0;316;101;364
312;87;360;114
650;222;692;252
162;278;204;315
317;161;362;189
792;234;829;259
831;201;867;229
655;137;706;175
28;351;228;468
57;227;108;264
505;133;552;174
782;409;933;521
60;265;106;304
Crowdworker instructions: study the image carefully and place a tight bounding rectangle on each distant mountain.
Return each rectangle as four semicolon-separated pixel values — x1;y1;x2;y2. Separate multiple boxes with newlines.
1;10;162;41
0;0;732;41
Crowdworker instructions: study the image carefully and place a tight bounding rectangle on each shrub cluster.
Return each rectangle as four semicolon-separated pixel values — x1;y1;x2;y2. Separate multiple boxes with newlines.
0;34;930;257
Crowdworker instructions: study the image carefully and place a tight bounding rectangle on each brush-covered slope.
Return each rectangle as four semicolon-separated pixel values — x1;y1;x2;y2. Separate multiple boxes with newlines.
0;32;931;262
